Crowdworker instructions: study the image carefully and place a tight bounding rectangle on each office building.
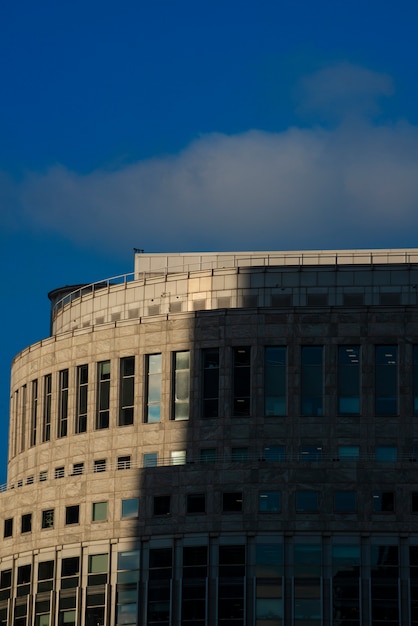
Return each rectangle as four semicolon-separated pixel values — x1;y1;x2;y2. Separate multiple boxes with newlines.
1;248;418;625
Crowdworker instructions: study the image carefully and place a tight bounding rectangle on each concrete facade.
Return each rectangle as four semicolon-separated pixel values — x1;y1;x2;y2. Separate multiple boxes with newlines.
2;249;418;625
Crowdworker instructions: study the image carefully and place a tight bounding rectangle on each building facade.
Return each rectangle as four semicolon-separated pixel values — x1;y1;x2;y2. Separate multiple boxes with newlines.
2;249;418;625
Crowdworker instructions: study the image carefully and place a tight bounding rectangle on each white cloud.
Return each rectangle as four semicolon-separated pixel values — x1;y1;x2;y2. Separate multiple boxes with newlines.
5;63;418;253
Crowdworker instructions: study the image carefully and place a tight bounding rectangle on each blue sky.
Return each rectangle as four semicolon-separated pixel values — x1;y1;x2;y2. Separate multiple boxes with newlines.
1;0;418;483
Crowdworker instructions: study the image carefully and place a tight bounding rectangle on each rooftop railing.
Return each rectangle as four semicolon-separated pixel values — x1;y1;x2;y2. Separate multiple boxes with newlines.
51;248;418;320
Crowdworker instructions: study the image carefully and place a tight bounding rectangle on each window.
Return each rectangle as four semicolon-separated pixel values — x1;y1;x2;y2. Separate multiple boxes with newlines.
72;462;84;475
42;509;54;529
38;561;54;592
3;518;12;538
94;459;106;473
334;491;357;512
76;364;88;433
65;505;80;525
117;455;131;470
21;513;32;533
30;379;38;446
202;348;219;417
20;384;27;452
373;491;395;512
119;356;135;426
42;374;52;442
148;549;172;624
301;346;323;416
300;445;323;462
145;354;162;423
263;445;285;461
144;452;158;467
153;495;171;515
187;493;206;513
88;554;109;586
172;351;190;419
218;545;245;624
338;445;360;460
58;368;69;437
0;569;12;601
233;347;251;416
92;502;108;521
17;564;31;596
96;360;110;429
296;491;319;512
231;447;248;462
121;498;139;518
414;347;418;416
265;346;286;415
375;446;398;462
200;447;216;463
259;491;281;512
61;557;80;589
223;492;243;512
255;545;284;624
375;345;398;415
171;450;186;465
55;466;65;479
412;493;418;513
182;546;208;624
338;346;360;415
39;470;48;481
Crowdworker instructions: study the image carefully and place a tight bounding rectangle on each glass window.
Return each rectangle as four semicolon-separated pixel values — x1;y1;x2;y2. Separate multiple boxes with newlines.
233;347;251;416
96;360;110;429
72;462;84;475
76;364;88;433
334;491;357;512
38;561;54;592
186;493;206;514
55;466;65;479
30;379;38;446
117;455;131;470
300;445;323;462
375;446;398;462
338;346;360;415
338;445;360;460
375;346;398;415
3;518;12;538
61;557;80;589
94;459;106;473
412;492;418;513
65;505;80;525
43;374;52;442
119;357;135;426
414;346;418;416
42;509;54;529
145;354;162;423
223;492;243;512
171;450;186;465
144;452;158;467
200;448;216;463
259;491;281;512
296;491;319;512
153;495;170;515
21;513;32;533
182;546;207;623
301;346;323;416
58;369;69;438
231;447;248;462
88;554;108;586
263;445;285;461
265;346;286;416
202;348;219;417
172;351;190;420
92;502;108;521
218;546;245;624
121;498;139;519
373;491;395;512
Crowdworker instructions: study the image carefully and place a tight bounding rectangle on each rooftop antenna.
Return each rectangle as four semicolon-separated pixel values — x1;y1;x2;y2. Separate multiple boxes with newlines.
133;248;144;254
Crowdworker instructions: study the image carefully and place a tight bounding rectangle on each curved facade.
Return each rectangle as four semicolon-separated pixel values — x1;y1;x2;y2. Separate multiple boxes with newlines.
2;249;418;625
